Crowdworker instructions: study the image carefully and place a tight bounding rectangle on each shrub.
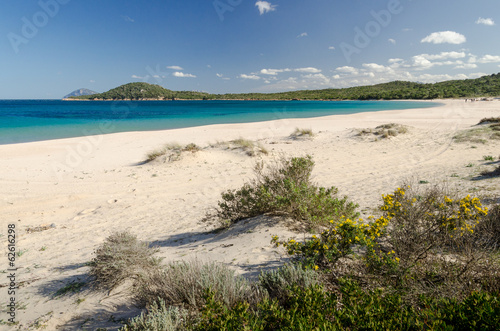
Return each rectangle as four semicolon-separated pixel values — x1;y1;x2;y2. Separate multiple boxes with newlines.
258;264;319;303
484;155;495;161
480;165;500;177
475;204;500;250
194;285;338;331
194;278;500;330
89;232;162;290
357;123;408;139
290;128;314;138
120;299;188;331
478;117;500;125
214;155;358;229
363;184;499;299
272;218;372;270
145;143;200;162
212;138;268;156
136;260;258;309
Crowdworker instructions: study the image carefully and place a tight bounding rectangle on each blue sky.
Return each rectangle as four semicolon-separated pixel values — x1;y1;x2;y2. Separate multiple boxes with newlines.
1;0;499;98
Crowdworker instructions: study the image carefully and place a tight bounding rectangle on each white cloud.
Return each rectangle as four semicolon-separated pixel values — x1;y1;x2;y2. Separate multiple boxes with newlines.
216;73;230;80
297;32;308;38
89;80;95;83
260;68;291;75
173;72;196;78
294;67;321;73
478;55;500;63
388;58;404;64
421;31;466;44
131;75;144;79
476;17;495;26
335;66;359;74
167;66;183;70
328;46;335;50
255;1;277;15
240;74;261;80
121;15;135;23
302;73;330;83
362;63;392;73
420;51;466;60
454;63;478;69
388;38;396;45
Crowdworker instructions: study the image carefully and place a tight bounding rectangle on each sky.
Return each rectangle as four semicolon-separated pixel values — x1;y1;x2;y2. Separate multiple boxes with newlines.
1;0;499;99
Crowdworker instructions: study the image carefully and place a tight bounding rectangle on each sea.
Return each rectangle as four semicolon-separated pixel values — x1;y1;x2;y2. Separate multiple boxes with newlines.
0;100;440;145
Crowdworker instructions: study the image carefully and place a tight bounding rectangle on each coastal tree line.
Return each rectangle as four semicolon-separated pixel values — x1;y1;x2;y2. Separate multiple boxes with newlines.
69;73;500;101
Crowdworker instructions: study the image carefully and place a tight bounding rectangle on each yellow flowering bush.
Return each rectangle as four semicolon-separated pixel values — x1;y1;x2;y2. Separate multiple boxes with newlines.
272;218;372;270
364;184;492;289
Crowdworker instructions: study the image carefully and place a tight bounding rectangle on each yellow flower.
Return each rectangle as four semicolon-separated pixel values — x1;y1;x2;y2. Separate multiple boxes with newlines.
314;265;319;270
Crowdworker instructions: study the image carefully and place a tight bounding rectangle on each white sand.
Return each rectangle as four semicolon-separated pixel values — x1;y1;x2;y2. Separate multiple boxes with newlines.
1;99;499;329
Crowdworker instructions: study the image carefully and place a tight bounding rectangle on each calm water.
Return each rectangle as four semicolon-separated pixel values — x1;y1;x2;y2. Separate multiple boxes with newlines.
0;100;440;145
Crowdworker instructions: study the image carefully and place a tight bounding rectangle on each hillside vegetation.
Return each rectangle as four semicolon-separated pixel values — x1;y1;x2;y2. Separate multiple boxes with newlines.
69;73;500;101
71;82;210;100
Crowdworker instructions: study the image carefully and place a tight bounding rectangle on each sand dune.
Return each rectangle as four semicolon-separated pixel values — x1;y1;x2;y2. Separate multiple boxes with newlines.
1;99;500;330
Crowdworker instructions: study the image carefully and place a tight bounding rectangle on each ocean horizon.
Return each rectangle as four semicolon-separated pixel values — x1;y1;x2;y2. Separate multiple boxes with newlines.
0;99;440;145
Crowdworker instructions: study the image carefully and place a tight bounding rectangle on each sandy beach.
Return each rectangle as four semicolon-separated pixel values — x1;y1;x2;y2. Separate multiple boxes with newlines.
1;99;500;330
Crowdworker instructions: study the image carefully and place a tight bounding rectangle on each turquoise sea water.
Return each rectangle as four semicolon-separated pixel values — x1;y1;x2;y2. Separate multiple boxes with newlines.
0;100;440;145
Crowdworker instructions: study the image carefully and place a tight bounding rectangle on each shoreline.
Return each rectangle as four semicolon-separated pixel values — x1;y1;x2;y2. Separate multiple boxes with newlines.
1;99;499;329
0;99;440;146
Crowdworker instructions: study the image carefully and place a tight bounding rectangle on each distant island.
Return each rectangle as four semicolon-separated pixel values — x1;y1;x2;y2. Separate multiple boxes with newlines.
65;73;500;101
63;88;98;99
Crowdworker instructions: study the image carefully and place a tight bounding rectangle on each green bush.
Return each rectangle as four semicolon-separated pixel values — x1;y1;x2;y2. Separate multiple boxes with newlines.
136;260;258;309
258;263;319;303
214;155;358;229
193;278;500;330
120;299;187;331
362;184;500;300
272;218;372;270
89;232;162;290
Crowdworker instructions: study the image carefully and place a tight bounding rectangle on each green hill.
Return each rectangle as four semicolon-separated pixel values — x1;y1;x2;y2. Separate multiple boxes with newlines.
68;73;500;101
70;82;210;100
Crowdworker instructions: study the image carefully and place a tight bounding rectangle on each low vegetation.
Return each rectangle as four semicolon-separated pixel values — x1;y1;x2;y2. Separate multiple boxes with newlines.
89;231;162;290
71;73;500;100
146;143;201;163
211;138;268;156
83;156;500;330
211;155;359;229
290;127;314;139
454;117;500;144
357;123;409;139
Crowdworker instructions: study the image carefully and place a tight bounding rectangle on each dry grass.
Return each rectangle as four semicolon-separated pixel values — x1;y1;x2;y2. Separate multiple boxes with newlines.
120;300;188;331
290;128;314;139
258;264;319;304
212;138;268;156
89;232;162;290
136;260;260;309
454;118;500;144
478;117;500;125
357;123;408;140
453;127;493;144
146;143;201;163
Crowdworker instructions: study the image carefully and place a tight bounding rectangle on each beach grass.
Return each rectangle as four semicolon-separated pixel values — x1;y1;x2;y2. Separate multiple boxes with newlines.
212;138;268;156
357;123;408;139
290;127;314;138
